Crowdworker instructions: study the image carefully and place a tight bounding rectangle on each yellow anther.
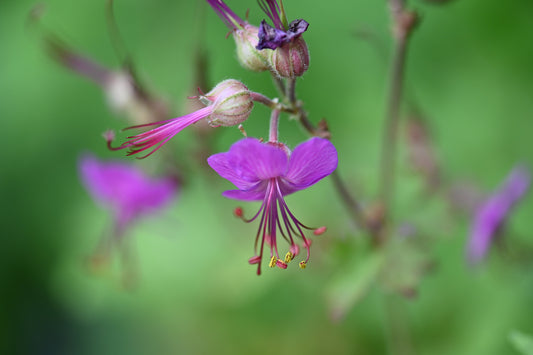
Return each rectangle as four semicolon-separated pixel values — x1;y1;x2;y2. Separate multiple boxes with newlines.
284;251;294;263
299;261;307;269
269;256;277;268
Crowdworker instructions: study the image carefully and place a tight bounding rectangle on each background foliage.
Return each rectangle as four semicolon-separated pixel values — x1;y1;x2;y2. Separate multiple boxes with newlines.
1;0;533;354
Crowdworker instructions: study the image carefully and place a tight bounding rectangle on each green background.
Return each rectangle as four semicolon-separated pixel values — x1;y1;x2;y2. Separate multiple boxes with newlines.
2;0;533;354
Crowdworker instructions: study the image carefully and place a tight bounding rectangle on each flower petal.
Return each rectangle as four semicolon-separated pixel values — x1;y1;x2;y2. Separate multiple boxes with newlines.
79;154;177;216
287;19;309;38
209;138;288;191
285;137;338;190
208;151;258;191
466;165;530;265
79;154;142;206
222;188;266;201
256;20;288;50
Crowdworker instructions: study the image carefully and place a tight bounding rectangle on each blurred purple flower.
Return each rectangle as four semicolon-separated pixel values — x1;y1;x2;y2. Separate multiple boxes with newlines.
79;154;178;237
208;137;337;275
467;166;530;264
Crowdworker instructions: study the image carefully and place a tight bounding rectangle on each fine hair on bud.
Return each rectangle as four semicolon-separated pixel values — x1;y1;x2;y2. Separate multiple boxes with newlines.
270;36;309;78
234;25;272;72
205;79;254;127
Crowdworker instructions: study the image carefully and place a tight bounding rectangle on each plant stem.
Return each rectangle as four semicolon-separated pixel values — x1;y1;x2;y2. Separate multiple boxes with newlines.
330;170;367;228
378;0;417;227
379;2;418;355
272;74;286;98
287;78;297;104
269;109;280;142
384;293;414;355
285;76;367;228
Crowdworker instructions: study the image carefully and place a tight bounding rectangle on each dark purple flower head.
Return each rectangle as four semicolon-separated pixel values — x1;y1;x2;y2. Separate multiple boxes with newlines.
256;0;309;50
79;154;178;236
256;18;309;50
208;137;338;274
108;79;254;158
467;166;530;265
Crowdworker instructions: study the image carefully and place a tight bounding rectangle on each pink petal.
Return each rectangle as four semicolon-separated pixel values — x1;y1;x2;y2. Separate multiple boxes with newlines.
222;182;268;201
285;137;338;190
208;138;288;190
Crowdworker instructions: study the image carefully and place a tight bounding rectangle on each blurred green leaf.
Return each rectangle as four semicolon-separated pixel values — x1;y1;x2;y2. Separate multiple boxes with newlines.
325;250;384;321
509;330;533;355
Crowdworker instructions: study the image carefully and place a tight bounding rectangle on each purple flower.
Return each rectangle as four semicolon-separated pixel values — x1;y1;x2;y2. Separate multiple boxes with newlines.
79;154;178;237
467;166;530;264
107;79;254;158
208;137;338;275
256;0;309;50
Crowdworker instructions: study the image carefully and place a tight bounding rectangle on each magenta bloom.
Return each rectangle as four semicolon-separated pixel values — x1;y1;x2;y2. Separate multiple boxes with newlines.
467;166;530;264
79;154;178;236
208;137;338;274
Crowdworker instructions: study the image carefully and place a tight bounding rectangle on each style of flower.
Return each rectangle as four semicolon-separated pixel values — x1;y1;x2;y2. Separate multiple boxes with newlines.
208;137;338;275
79;154;178;237
107;79;254;158
255;0;309;50
467;166;530;265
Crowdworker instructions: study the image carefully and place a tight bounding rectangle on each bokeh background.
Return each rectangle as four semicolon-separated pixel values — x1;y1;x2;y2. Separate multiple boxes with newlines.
2;0;533;354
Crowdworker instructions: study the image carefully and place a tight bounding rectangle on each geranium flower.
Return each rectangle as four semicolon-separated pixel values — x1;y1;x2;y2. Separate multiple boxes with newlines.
79;155;178;287
79;154;178;260
467;166;530;264
208;137;338;275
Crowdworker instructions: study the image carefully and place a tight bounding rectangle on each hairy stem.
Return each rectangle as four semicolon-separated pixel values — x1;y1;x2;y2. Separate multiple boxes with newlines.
269;108;281;142
287;77;297;104
272;74;286;98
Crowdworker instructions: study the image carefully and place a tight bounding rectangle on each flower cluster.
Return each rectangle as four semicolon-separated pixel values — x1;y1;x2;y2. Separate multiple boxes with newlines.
92;0;336;274
207;0;310;78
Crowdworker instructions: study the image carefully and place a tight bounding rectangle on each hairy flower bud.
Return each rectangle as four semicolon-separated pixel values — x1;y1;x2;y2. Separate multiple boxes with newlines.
269;36;309;78
233;25;271;72
204;79;254;127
